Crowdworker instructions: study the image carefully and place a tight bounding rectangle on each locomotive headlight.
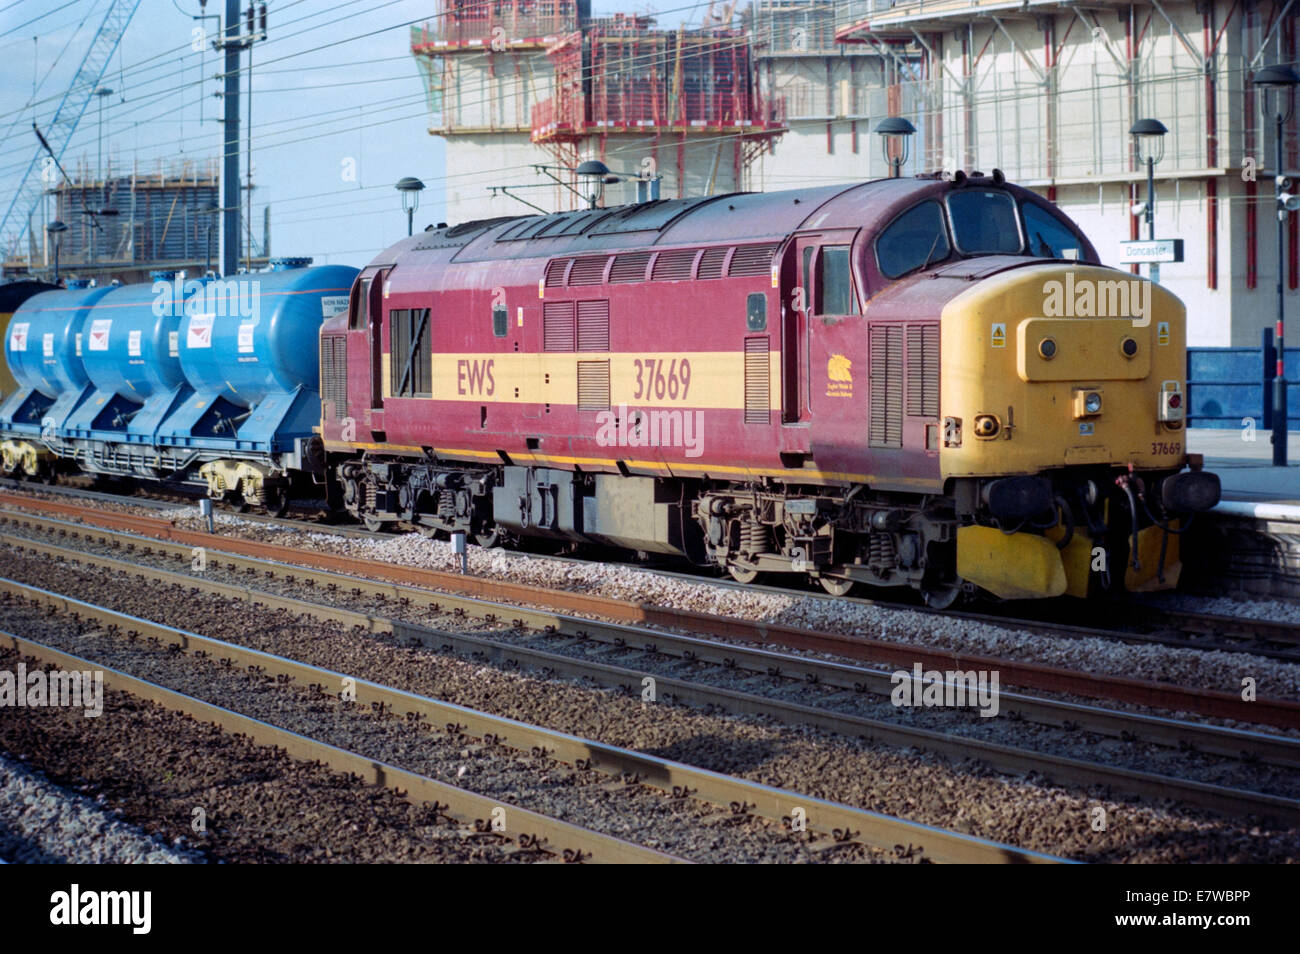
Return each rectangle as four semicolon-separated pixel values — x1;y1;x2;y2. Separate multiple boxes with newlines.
1073;388;1103;418
1120;336;1138;358
972;414;1001;439
1038;337;1057;360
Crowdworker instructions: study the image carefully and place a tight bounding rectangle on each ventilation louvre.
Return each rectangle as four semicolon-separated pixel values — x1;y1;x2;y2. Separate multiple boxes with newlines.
609;251;652;283
543;301;576;351
651;248;698;281
728;244;778;277
906;324;940;418
870;325;904;448
744;336;770;424
577;300;610;351
320;335;348;420
544;259;570;287
698;247;729;280
577;360;611;410
568;255;609;285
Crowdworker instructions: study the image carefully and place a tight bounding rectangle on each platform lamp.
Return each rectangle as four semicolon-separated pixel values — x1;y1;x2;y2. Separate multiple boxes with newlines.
575;160;612;208
1253;64;1300;465
874;117;915;178
1129;118;1167;284
395;177;425;237
46;220;67;285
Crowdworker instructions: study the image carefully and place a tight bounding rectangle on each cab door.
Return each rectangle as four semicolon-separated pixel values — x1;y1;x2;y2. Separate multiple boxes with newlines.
344;265;387;442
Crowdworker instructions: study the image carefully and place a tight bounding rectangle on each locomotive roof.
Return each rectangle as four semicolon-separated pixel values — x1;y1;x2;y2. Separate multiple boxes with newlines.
380;177;945;266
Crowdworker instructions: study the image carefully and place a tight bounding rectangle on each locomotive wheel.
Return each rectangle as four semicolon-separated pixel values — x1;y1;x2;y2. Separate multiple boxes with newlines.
921;582;963;609
474;529;501;549
263;487;289;518
362;514;389;533
728;563;759;584
818;576;855;597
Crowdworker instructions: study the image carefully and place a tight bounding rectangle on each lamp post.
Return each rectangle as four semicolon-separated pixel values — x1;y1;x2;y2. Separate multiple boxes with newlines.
201;202;219;276
1129;118;1167;284
575;159;662;207
395;177;425;237
1254;64;1300;466
874;117;915;178
46;220;67;284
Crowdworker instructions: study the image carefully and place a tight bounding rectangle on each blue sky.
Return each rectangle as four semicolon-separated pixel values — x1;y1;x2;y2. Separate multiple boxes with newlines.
0;1;705;268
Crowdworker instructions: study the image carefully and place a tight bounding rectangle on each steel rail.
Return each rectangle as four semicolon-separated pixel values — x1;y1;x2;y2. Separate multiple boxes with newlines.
2;500;1297;730
4;538;1299;826
4;519;1299;768
0;578;1066;864
0;629;684;865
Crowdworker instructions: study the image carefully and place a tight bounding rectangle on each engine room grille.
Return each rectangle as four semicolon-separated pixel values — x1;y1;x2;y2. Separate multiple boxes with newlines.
543;301;576;351
544;259;570;287
743;336;770;424
320;335;348;419
728;244;778;278
568;255;609;285
609;251;652;283
906;324;940;418
577;300;610;351
651;248;698;281
577;360;611;410
870;325;904;448
698;247;730;280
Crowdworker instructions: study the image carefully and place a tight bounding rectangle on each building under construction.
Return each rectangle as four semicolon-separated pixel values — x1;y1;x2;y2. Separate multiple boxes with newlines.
6;158;268;285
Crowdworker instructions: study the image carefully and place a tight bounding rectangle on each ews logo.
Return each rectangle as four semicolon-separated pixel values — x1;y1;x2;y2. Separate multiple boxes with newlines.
458;358;495;396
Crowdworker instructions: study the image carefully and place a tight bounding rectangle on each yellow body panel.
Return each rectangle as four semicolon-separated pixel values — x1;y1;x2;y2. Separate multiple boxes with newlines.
940;264;1187;478
956;525;1067;599
1125;523;1182;592
380;350;783;410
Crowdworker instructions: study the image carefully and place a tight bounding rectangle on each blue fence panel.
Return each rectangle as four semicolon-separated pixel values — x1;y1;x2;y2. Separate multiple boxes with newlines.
1187;345;1300;428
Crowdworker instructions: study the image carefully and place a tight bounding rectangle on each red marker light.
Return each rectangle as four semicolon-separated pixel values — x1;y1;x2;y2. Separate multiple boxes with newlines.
1168;394;1181;408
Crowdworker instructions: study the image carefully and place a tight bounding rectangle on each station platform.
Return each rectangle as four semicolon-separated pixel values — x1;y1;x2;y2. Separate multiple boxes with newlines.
1183;429;1300;598
1186;429;1300;505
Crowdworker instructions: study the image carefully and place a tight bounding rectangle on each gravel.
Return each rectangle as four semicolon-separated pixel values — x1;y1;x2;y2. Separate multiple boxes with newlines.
0;749;200;864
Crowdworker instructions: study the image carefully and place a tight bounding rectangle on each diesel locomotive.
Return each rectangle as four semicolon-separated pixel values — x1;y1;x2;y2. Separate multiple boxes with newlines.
316;172;1221;604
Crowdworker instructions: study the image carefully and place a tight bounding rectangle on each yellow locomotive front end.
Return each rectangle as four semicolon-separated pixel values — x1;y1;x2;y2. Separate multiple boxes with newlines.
941;264;1220;599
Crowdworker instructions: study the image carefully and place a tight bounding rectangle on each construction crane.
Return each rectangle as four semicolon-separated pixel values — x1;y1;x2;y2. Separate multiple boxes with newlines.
0;0;142;266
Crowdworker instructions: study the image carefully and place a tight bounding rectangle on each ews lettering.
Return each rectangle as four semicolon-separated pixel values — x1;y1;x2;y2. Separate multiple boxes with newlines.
458;358;495;396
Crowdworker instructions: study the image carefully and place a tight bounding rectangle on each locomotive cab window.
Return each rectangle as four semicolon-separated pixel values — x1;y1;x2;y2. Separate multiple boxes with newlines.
817;246;859;315
746;293;767;331
349;277;371;329
1022;203;1082;260
946;190;1023;255
492;303;508;337
875;202;951;279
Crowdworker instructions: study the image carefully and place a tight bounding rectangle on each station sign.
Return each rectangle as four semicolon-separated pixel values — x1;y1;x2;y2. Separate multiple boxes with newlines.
1119;239;1184;264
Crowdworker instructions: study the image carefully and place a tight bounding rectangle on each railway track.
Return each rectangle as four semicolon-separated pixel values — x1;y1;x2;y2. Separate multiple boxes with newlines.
2;494;1296;731
0;584;1064;864
3;482;1298;663
3;517;1299;826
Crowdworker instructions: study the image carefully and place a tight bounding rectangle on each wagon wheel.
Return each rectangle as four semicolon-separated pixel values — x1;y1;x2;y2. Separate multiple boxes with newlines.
818;575;855;597
38;463;58;486
727;563;760;584
263;486;290;518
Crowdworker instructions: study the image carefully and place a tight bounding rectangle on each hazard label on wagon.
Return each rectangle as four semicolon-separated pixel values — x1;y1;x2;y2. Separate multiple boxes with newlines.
88;319;112;351
990;323;1007;348
8;322;28;352
188;314;214;348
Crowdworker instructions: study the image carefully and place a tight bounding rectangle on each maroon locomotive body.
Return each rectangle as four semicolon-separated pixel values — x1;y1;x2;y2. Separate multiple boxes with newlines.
318;175;1216;602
